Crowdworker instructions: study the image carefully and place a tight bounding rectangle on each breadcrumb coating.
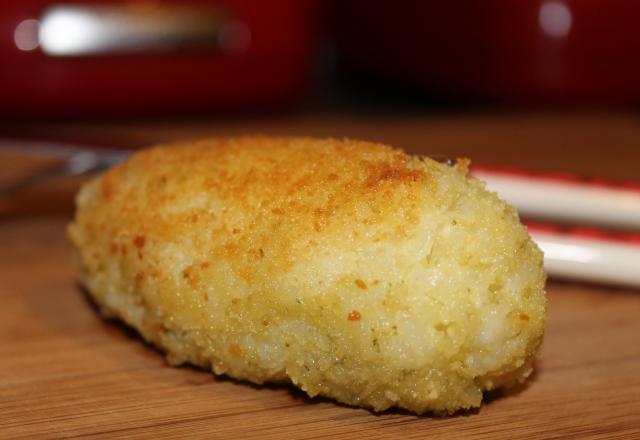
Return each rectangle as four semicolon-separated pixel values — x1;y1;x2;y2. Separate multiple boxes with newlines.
68;137;546;414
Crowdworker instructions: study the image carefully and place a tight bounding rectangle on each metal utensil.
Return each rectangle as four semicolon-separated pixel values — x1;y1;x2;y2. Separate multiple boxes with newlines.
0;139;129;196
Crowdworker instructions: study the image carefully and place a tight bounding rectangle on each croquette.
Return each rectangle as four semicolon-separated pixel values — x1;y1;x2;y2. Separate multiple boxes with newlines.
68;137;546;414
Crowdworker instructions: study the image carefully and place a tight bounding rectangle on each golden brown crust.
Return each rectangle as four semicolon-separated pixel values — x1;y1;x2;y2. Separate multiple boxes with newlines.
77;137;451;282
69;137;546;414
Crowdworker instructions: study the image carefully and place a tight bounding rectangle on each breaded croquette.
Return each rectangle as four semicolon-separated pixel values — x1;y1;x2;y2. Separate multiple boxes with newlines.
68;137;546;414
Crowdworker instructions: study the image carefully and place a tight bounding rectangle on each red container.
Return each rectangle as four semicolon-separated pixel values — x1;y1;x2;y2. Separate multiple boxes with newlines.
1;0;316;116
333;1;640;103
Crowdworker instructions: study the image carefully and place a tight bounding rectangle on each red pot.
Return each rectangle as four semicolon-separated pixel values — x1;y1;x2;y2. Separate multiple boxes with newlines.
1;0;316;116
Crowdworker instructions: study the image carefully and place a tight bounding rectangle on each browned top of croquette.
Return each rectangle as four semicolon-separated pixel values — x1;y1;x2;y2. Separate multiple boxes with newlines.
77;137;464;279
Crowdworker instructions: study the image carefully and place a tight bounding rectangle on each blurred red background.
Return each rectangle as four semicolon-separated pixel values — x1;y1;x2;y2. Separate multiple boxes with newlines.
3;0;640;117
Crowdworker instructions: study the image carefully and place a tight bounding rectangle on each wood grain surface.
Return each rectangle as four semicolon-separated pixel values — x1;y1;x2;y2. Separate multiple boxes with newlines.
1;113;640;439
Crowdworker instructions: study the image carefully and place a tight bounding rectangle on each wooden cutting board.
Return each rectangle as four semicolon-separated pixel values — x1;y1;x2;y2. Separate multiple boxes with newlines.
2;112;640;438
2;215;639;439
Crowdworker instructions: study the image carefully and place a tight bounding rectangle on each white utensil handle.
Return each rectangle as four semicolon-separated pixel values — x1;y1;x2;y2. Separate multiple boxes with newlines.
472;169;640;230
531;231;640;288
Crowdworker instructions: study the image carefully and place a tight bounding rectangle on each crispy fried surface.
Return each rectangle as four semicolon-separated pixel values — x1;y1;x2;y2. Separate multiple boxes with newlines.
68;137;546;414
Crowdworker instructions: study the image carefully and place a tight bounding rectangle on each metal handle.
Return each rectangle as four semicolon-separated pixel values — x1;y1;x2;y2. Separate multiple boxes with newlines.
15;4;250;56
